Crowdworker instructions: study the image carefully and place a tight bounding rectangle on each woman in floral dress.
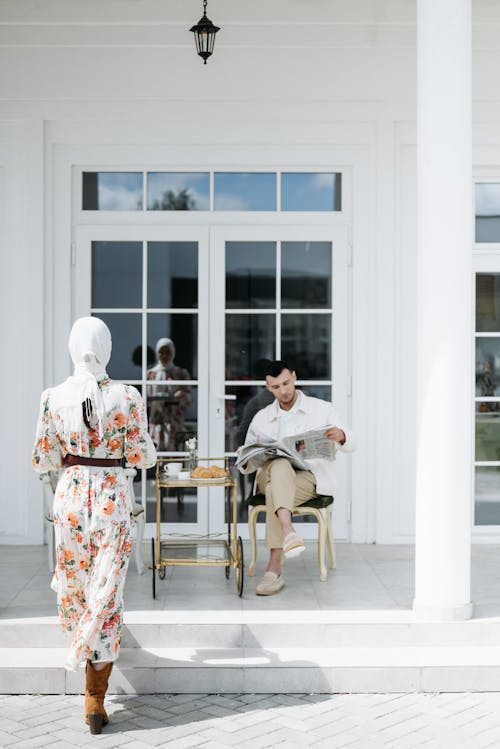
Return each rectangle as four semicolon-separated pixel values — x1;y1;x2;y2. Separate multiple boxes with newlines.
32;317;156;734
147;337;192;451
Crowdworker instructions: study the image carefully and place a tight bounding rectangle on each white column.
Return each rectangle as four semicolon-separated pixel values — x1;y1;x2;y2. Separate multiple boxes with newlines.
414;0;473;621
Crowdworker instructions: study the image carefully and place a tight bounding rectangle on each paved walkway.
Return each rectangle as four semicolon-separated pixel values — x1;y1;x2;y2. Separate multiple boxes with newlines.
1;692;500;748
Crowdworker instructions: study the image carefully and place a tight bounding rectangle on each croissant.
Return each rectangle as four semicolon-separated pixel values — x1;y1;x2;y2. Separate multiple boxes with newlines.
191;466;212;478
209;465;228;478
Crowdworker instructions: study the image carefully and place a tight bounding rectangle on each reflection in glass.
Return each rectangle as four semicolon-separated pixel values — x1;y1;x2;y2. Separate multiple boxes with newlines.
145;469;198;524
225;381;274;452
476;338;500;397
147;320;197;453
282;314;331;380
147;314;198;379
281;173;341;212
147;173;210;211
475;466;500;525
300;385;332;402
476;274;500;332
214;173;276;211
147;363;198;453
226;242;276;309
281;242;331;308
475;183;500;243
82;172;142;211
92;242;142;309
226;314;275;379
148;242;198;309
476;402;500;461
95;313;142;380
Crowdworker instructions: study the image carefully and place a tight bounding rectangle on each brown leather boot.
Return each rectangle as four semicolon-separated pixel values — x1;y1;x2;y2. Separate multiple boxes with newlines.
85;661;113;735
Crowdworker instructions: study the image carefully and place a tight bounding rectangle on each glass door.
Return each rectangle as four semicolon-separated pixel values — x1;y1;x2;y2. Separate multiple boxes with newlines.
75;225;210;536
208;225;351;540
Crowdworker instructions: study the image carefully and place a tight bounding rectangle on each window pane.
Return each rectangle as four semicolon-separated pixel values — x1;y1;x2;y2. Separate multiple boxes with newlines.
92;241;142;309
281;314;331;380
476;338;500;397
95;313;142;380
145;457;198;523
226;242;276;309
214;173;276;211
475;183;500;242
147;313;198;381
281;173;341;212
226;314;275;379
281;242;331;308
226;383;274;451
476;401;500;461
301;385;332;401
148;242;198;309
82;172;142;211
476;274;500;332
147;173;209;211
475;466;500;525
147;377;198;454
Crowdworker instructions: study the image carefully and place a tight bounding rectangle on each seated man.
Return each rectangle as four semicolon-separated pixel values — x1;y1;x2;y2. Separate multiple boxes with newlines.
238;360;355;596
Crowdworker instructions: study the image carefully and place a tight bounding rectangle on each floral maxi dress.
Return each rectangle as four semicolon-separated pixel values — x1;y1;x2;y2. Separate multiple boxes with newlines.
32;376;157;670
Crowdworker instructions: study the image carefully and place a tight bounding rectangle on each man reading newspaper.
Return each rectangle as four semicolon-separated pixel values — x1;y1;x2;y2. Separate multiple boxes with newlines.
237;360;355;596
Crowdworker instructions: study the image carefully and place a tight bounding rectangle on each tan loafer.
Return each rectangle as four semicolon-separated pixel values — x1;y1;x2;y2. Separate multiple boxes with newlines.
282;531;305;559
256;571;285;596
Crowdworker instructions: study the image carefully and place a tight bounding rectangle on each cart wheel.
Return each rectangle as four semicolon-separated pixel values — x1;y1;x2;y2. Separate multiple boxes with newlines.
225;564;231;579
159;566;166;580
151;537;156;599
236;536;244;597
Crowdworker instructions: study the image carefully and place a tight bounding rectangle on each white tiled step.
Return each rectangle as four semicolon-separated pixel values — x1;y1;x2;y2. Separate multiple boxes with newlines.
3;611;500;648
3;646;500;694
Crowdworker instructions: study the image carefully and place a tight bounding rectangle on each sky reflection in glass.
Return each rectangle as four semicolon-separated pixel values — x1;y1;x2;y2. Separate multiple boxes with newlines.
147;173;210;211
82;172;142;210
281;173;341;211
214;173;276;211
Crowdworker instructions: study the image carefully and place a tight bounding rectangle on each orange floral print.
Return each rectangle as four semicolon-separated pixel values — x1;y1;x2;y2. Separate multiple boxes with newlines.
102;475;117;489
102;501;115;515
107;437;121;451
113;412;126;429
125;449;141;465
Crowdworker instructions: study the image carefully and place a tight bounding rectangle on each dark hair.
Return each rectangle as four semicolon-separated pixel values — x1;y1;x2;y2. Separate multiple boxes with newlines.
264;360;295;378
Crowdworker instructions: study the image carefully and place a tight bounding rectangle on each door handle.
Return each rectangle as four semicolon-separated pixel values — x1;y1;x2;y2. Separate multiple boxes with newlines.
217;394;237;400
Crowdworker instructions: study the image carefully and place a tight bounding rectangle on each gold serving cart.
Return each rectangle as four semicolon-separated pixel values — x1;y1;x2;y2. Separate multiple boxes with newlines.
151;457;244;597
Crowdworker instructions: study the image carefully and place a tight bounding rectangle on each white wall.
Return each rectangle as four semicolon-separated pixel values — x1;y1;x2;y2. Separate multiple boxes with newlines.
1;0;498;544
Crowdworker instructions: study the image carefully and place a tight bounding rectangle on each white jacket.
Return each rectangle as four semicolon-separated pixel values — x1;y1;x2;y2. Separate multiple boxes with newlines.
240;390;355;497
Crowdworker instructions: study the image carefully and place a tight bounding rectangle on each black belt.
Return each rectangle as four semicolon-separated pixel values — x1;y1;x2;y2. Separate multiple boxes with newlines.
64;455;122;468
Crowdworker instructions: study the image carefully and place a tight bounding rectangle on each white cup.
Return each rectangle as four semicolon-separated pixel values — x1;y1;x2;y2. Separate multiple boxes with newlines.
165;462;182;477
178;470;191;480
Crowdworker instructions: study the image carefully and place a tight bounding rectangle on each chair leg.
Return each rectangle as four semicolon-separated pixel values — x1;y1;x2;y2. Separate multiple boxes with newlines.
326;508;336;569
248;506;263;577
135;512;145;575
316;509;328;582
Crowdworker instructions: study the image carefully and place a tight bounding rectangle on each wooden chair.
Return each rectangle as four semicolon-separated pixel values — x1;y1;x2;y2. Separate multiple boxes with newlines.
40;468;145;575
247;493;336;582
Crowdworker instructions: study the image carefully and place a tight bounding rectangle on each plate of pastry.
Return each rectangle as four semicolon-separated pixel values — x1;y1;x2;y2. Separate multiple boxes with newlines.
190;465;229;481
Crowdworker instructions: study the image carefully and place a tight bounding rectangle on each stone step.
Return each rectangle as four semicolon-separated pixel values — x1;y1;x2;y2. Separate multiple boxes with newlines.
3;611;500;648
3;645;500;694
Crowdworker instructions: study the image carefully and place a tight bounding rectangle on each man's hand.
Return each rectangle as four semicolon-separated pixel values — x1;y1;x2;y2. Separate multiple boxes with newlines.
324;426;346;445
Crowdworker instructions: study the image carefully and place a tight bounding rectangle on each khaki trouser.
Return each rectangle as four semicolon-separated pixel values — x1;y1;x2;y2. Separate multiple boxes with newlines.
256;458;316;549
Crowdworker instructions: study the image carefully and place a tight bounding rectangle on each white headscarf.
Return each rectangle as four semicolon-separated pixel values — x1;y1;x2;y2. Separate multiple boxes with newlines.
50;317;112;442
155;337;175;357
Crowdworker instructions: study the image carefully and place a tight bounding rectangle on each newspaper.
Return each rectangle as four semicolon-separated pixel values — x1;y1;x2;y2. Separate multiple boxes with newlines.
236;426;337;472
